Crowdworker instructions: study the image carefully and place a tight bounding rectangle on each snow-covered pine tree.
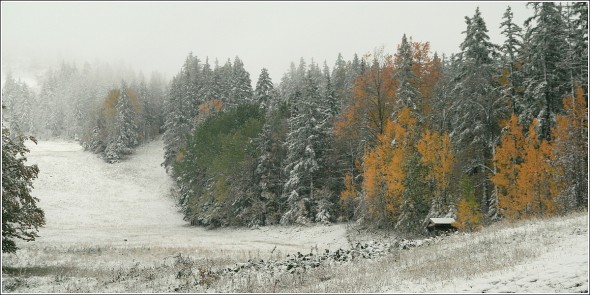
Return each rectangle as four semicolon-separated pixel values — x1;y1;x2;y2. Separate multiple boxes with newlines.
332;53;349;109
254;68;274;109
186;54;203;123
308;59;324;86
520;2;570;140
563;2;588;94
429;52;455;133
499;6;524;114
105;80;138;163
2;120;45;253
218;59;234;103
137;80;152;142
253;115;282;225
200;58;215;102
322;61;339;119
41;71;60;136
210;62;225;102
162;55;199;171
451;7;506;217
1;74;25;134
148;72;167;135
162;77;189;171
230;57;253;106
395;34;421;113
281;71;332;224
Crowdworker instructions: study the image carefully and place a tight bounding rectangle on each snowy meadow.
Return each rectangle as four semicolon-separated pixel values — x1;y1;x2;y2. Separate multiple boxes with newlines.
1;139;588;293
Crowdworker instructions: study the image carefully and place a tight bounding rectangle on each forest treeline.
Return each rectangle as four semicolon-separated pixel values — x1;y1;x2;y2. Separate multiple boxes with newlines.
1;61;167;162
2;3;587;234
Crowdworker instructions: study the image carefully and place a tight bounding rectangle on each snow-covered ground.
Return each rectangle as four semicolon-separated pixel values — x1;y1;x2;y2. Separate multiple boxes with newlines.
381;213;589;293
436;229;588;293
2;139;588;293
18;139;349;252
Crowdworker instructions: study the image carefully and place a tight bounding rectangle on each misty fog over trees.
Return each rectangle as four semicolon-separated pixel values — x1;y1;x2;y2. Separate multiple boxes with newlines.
2;3;587;236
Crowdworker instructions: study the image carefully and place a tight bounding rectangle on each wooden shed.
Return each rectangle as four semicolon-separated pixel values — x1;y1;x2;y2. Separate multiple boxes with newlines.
426;217;457;232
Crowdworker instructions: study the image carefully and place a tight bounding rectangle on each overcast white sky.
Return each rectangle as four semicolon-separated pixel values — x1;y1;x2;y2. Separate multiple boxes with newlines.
1;1;533;86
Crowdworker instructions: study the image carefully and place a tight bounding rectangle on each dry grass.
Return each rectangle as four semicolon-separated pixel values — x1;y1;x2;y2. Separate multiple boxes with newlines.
2;211;587;293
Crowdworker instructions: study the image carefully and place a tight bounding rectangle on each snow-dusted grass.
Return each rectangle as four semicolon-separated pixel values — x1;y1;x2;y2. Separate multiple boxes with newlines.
1;139;588;293
263;211;587;293
1;139;349;292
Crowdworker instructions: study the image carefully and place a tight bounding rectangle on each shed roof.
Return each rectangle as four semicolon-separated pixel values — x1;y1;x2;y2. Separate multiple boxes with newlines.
428;218;455;224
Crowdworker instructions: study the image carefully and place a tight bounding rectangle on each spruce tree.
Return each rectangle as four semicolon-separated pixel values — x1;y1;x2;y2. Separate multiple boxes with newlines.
332;53;349;108
451;7;506;217
322;62;339;119
162;55;199;171
2;121;45;253
564;2;588;93
105;81;138;163
499;6;524;114
281;72;331;224
395;34;421;112
520;2;570;140
230;57;253;105
254;68;274;109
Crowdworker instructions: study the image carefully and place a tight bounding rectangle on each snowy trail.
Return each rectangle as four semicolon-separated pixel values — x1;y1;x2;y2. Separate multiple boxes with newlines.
25;139;349;253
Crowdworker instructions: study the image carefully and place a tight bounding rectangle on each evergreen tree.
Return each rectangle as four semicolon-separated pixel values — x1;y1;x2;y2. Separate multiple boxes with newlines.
148;71;167;135
230;57;253;105
200;58;215;101
499;6;524;114
162;55;199;171
553;86;588;211
254;68;274;109
451;7;505;217
105;81;139;163
2;121;45;253
430;54;456;133
564;2;589;93
322;62;339;119
281;72;332;224
162;76;190;171
520;2;570;140
253;112;285;225
137;80;152;142
332;53;349;109
395;34;421;112
1;75;37;135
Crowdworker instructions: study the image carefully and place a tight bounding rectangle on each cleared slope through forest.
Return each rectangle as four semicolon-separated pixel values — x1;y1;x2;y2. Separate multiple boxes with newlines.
22;139;349;252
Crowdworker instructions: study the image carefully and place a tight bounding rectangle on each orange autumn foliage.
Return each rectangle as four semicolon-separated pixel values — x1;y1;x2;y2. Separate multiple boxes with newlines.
334;51;399;209
362;119;399;217
335;50;397;143
454;199;482;231
517;121;556;217
362;107;416;221
417;129;454;203
340;172;357;202
492;115;557;220
417;130;454;190
102;86;142;121
411;41;440;120
199;99;224;115
491;114;525;219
